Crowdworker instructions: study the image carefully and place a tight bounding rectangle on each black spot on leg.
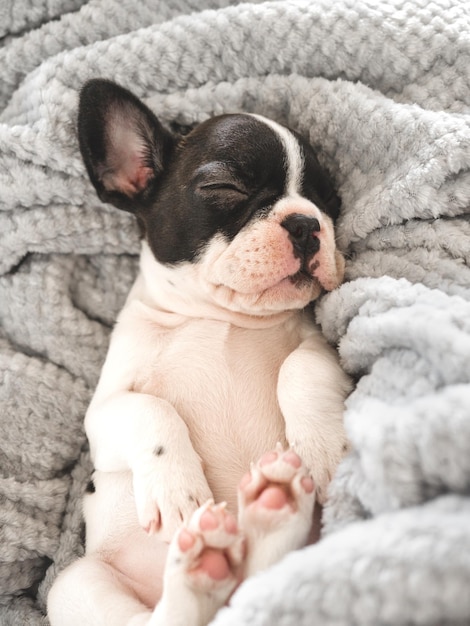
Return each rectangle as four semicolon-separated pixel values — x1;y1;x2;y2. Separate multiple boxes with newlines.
85;479;96;494
154;446;165;457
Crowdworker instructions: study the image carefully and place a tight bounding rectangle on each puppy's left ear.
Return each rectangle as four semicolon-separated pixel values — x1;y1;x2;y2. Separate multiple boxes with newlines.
78;79;175;213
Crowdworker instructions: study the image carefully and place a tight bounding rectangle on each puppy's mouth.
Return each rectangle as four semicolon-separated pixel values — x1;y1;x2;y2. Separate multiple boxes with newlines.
288;269;314;288
288;260;320;289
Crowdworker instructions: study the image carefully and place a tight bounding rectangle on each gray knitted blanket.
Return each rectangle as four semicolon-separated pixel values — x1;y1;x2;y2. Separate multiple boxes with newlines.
1;0;470;624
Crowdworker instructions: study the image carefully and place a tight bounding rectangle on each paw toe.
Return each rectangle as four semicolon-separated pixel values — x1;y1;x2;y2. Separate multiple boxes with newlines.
283;450;302;469
300;475;315;494
200;509;219;532
178;528;196;552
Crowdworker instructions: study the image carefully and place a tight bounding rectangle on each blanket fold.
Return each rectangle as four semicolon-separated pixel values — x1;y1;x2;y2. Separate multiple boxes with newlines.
1;0;469;624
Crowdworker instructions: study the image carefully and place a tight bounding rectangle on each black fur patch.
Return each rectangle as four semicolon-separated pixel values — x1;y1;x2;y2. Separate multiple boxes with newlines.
143;114;288;263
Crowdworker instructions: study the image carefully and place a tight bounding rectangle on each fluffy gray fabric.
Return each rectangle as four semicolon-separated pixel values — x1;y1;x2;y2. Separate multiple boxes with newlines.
1;0;469;624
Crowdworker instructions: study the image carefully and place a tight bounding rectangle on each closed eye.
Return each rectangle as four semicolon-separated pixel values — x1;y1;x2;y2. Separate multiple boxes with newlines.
199;182;248;195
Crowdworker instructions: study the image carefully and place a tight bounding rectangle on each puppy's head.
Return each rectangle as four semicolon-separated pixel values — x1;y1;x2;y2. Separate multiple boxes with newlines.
78;79;344;317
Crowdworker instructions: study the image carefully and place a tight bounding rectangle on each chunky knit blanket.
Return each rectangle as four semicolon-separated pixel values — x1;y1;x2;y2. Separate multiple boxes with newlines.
1;0;470;624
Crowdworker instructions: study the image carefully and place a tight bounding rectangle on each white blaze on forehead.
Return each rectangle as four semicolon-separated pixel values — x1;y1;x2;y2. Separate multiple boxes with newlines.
250;114;304;196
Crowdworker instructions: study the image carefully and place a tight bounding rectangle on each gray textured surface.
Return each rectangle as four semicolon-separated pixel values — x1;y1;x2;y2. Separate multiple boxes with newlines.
1;0;469;624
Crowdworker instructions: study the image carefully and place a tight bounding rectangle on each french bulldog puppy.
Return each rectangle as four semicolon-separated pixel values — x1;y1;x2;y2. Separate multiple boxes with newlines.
48;79;352;626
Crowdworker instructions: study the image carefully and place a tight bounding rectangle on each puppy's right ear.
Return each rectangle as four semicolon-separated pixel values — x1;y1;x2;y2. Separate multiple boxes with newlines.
78;79;174;213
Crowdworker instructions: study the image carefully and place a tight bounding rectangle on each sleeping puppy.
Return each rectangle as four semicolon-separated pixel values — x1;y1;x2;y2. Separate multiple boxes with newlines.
48;79;352;626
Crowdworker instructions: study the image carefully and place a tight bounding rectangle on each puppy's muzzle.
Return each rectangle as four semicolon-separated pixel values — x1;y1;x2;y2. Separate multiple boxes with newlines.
281;214;320;263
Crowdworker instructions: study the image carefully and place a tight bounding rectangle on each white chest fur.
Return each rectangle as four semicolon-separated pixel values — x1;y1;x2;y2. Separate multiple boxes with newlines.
90;296;313;512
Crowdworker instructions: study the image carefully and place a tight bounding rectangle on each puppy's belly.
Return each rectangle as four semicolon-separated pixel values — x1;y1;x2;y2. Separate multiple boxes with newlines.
133;319;298;513
193;408;287;514
151;368;286;514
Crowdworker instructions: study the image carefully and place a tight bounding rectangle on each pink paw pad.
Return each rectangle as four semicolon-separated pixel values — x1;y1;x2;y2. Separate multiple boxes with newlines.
283;450;302;469
301;476;315;494
199;507;238;535
200;509;219;531
259;450;279;466
196;549;231;581
256;485;289;510
238;445;315;517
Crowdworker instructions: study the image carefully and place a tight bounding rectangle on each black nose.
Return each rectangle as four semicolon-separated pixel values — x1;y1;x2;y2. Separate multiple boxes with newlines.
281;214;320;259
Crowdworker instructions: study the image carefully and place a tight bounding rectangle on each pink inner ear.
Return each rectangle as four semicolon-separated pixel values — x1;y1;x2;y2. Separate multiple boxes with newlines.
101;107;155;197
102;161;154;197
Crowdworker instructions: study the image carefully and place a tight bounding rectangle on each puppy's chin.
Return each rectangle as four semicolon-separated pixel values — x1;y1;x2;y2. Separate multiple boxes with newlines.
206;273;324;316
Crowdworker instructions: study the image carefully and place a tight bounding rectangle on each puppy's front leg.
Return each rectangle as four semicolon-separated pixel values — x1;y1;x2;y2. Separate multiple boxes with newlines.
277;330;352;503
86;393;212;540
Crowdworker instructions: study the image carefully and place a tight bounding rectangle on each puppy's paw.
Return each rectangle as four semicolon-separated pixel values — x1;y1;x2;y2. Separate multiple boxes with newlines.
238;444;315;531
237;445;315;575
291;429;350;504
166;500;244;599
133;458;213;541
